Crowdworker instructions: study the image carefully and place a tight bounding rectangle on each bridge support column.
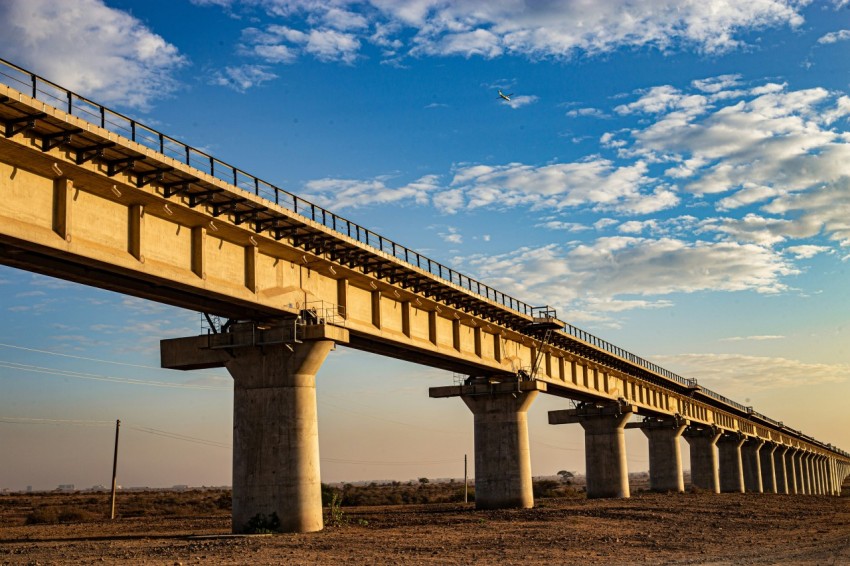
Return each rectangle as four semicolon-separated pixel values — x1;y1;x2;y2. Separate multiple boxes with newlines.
550;402;636;499
826;458;835;496
817;457;827;495
431;379;546;510
741;438;763;493
717;434;745;493
462;390;538;509
807;453;816;494
812;457;821;495
775;447;789;494
829;458;839;496
796;451;807;494
788;449;800;494
161;323;348;534
628;417;686;492
684;426;721;493
760;443;777;494
799;452;811;494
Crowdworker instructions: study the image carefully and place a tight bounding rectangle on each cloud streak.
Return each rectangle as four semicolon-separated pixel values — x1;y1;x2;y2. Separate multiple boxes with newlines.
197;0;816;63
652;353;850;393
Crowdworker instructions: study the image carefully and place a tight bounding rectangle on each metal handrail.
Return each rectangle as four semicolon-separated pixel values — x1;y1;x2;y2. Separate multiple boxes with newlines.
0;57;830;446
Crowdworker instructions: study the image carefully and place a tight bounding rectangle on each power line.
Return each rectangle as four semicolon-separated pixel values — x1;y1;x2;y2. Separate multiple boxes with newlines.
0;415;471;468
532;439;581;452
127;425;231;449
0;415;231;449
321;457;459;466
0;360;229;390
0;342;225;379
0;416;113;426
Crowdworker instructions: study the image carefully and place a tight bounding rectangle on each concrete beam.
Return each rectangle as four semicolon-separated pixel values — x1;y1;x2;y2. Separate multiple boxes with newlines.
429;379;547;399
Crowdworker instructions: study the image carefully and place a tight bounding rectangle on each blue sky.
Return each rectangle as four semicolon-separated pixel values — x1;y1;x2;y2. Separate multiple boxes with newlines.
2;0;850;490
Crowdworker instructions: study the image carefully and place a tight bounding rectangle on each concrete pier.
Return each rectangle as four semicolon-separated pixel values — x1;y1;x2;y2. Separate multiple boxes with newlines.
631;418;687;493
775;446;789;494
227;341;332;532
827;458;836;495
815;455;826;495
717;434;745;493
431;379;546;510
684;426;721;493
795;451;807;494
797;450;812;495
162;323;348;533
741;438;764;493
550;402;636;499
787;449;800;494
462;388;539;509
760;444;777;494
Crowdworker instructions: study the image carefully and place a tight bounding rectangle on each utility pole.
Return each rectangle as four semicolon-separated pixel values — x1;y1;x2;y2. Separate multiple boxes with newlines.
464;454;468;503
110;419;120;520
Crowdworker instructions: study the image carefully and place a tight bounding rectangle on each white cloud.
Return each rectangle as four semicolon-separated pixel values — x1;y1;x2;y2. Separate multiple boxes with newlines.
441;159;675;214
438;226;463;244
698;214;800;247
764;181;850;247
618;220;658;234
304;29;361;63
536;221;590;232
0;0;186;109
458;237;796;317
202;0;813;63
612;81;850;249
818;29;850;44
615;85;708;116
210;65;278;92
300;174;440;209
652;353;850;394
720;335;785;342
566;107;609;118
785;244;831;259
241;24;361;64
691;74;743;93
501;94;539;109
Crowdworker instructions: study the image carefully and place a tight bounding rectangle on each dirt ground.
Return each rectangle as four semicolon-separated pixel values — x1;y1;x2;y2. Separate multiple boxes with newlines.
2;491;850;565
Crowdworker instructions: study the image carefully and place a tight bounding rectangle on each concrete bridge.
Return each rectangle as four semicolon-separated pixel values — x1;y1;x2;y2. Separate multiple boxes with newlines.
1;58;848;533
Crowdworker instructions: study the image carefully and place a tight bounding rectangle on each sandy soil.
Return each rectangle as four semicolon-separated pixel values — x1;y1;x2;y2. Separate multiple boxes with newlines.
2;492;850;565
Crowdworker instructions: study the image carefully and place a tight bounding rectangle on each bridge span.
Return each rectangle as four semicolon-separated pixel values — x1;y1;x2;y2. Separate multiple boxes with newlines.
1;58;848;533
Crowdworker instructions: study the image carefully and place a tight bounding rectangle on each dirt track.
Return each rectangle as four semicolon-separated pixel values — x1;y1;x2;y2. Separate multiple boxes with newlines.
2;491;850;565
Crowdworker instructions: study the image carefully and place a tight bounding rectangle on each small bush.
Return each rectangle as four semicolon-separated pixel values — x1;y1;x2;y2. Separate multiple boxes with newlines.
25;507;59;525
57;507;99;522
245;512;280;534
